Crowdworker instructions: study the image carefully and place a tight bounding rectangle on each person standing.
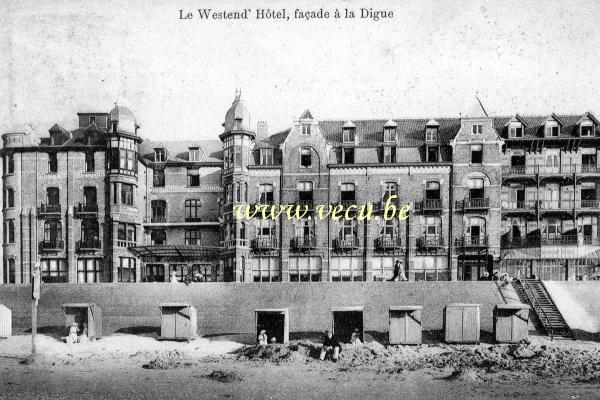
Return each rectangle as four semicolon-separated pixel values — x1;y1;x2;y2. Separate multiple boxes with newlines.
389;260;407;281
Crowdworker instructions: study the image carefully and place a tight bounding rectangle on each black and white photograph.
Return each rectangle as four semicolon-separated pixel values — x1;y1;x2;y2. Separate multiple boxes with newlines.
1;1;600;399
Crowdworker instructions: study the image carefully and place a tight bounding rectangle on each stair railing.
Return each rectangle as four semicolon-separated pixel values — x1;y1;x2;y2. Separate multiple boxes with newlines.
517;269;554;340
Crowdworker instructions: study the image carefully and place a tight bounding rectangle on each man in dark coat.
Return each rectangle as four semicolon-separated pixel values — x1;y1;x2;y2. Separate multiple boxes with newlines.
319;329;340;361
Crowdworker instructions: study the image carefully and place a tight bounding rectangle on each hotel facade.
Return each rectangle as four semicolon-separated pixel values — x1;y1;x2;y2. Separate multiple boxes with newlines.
2;93;600;284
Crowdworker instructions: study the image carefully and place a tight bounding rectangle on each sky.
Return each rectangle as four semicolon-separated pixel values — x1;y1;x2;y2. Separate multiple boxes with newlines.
1;0;600;142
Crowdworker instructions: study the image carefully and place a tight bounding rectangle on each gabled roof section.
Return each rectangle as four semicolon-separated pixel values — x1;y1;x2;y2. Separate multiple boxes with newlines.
299;109;314;120
426;119;439;127
545;113;565;126
577;112;600;126
254;128;292;150
384;120;397;128
140;139;223;163
494;113;600;139
505;114;528;127
342;120;356;129
464;97;489;118
49;124;71;136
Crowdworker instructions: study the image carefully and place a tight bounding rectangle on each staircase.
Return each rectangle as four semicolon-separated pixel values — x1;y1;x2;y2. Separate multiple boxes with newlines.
514;275;573;340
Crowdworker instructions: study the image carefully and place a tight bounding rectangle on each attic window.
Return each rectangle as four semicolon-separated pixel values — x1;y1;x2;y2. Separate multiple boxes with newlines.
343;128;355;143
155;148;167;162
89;116;96;125
581;122;594;137
189;148;200;162
509;123;523;138
260;149;273;165
384;127;396;142
545;121;559;137
426;127;438;142
471;124;483;135
302;124;311;135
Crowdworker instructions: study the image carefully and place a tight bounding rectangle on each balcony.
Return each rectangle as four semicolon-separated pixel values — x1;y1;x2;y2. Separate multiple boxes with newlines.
501;237;541;248
501;200;537;212
417;236;444;248
539;200;574;213
454;235;488;248
374;236;402;251
73;203;98;218
579;200;600;209
541;235;578;246
455;198;490;211
151;215;167;223
502;165;538;176
38;203;61;216
76;239;102;252
581;164;600;174
250;237;278;252
142;216;220;226
333;237;360;251
415;199;442;213
39;239;64;252
290;235;316;250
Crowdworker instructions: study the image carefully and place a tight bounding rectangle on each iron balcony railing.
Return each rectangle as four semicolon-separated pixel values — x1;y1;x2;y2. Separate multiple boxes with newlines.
374;236;402;250
333;237;360;250
502;164;599;176
39;239;64;251
501;200;538;211
581;164;600;174
501;237;541;248
540;235;578;246
455;235;488;247
580;199;600;208
76;239;102;251
151;215;167;223
250;237;278;250
291;235;316;249
38;203;61;215
415;199;442;212
417;236;444;248
539;200;575;211
73;203;98;217
456;197;490;210
297;199;314;209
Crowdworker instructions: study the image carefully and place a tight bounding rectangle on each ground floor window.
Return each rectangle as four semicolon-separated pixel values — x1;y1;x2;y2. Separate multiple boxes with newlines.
289;256;321;282
413;256;449;281
330;256;362;281
118;257;136;282
41;259;68;283
3;258;15;284
252;257;280;282
77;258;102;283
191;264;212;282
143;264;165;282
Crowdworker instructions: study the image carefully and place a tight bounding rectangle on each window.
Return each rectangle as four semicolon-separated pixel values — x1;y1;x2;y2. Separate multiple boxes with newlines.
509;123;523;138
383;146;396;163
89;116;96;125
47;187;60;205
185;199;202;221
3;220;14;244
234;147;242;168
48;153;58;173
423;216;441;237
83;187;97;207
542;219;561;239
297;181;313;203
3;188;14;209
185;230;202;245
187;169;200;186
426;128;438;142
85;152;95;172
155;148;166;162
41;259;67;283
260;148;274;165
259;184;274;204
81;219;99;243
257;220;275;238
472;124;483;135
109;137;137;173
189;147;200;161
339;219;357;240
426;181;440;200
295;218;314;239
342;148;355;164
151;230;166;245
4;153;14;174
240;222;246;240
118;257;136;282
192;264;213;282
153;168;165;187
4;259;15;284
43;220;62;244
302;124;311;135
466;217;486;239
300;147;312;167
384;127;396;142
119;183;134;206
117;222;136;244
143;264;165;282
583;153;597;166
468;178;484;199
427;146;439;162
77;259;102;283
545;122;559;137
343;128;355;143
471;144;483;164
340;183;356;203
383;182;397;202
151;200;166;222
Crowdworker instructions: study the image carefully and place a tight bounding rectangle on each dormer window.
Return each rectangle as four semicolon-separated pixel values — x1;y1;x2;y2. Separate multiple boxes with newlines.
302;124;311;135
155;148;166;162
112;122;117;133
545;121;559;137
189;147;200;162
426;127;438;142
581;122;595;137
509;122;523;138
260;148;273;165
384;127;396;142
472;124;483;135
343;128;355;143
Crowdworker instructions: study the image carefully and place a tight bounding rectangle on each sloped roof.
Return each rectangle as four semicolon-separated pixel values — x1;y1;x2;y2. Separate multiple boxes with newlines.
253;128;291;150
300;109;314;120
494;114;596;139
140;139;223;163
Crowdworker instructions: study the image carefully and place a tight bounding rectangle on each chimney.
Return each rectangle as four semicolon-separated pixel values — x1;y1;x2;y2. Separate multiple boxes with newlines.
257;121;268;141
